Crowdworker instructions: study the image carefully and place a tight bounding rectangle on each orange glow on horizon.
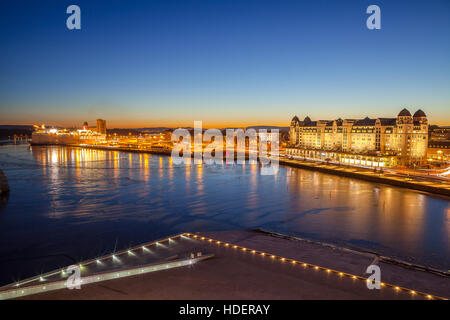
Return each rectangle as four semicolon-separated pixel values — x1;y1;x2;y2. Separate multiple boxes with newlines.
2;113;450;129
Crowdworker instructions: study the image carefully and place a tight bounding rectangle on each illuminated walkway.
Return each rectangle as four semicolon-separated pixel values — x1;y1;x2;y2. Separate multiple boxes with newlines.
1;230;448;300
0;234;213;300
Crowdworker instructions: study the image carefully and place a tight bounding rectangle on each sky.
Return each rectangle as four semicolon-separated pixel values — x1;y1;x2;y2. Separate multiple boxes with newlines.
0;0;449;128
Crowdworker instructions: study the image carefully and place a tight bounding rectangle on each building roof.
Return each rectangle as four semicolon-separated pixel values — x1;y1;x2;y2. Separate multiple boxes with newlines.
354;117;376;126
398;108;411;117
413;109;426;117
378;118;397;126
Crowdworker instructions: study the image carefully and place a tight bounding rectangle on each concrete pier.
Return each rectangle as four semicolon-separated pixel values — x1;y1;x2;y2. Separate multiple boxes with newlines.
0;169;9;195
6;230;449;300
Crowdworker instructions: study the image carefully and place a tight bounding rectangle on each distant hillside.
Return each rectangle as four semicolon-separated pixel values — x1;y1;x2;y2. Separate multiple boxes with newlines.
108;126;288;133
107;127;177;135
0;125;34;140
246;126;289;132
0;125;34;130
135;127;172;132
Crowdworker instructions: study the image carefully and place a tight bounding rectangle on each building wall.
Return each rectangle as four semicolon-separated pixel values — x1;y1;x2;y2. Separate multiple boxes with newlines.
96;119;107;135
427;141;450;164
289;109;428;167
285;147;397;168
429;127;450;141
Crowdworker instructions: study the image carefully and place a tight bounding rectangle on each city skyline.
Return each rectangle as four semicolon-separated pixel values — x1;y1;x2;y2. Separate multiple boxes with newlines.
1;0;450;127
0;0;449;303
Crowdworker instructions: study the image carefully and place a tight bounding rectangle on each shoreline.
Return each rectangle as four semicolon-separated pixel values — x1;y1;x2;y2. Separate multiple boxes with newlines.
29;143;450;197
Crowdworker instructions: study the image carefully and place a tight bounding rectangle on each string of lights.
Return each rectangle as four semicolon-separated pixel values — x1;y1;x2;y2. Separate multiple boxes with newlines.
1;232;447;300
0;233;211;300
2;233;186;290
183;233;448;300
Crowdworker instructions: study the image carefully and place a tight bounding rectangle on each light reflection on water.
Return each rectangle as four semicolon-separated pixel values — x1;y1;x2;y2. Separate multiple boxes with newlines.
0;145;448;285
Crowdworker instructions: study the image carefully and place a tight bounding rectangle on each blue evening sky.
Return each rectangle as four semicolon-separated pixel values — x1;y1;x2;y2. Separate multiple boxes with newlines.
0;0;449;127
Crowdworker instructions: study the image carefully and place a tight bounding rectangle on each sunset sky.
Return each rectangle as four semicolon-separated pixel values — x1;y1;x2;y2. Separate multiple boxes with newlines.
1;0;449;128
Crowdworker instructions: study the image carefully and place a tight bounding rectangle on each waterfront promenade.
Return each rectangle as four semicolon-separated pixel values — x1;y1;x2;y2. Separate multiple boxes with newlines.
3;230;448;300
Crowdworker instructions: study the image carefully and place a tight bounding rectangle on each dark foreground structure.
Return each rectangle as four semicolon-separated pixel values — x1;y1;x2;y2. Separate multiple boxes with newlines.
0;169;9;195
1;230;448;300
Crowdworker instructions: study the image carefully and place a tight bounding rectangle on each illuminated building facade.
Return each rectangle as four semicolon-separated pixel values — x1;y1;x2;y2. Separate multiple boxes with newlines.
427;141;450;164
429;126;450;141
96;119;107;135
288;108;428;167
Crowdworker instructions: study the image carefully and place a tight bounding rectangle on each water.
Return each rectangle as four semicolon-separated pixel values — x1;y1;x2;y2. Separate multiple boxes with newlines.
0;145;448;285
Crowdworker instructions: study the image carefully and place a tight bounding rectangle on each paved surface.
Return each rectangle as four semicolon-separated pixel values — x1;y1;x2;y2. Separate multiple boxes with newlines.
14;230;449;300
